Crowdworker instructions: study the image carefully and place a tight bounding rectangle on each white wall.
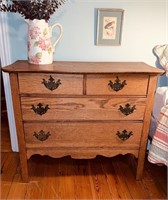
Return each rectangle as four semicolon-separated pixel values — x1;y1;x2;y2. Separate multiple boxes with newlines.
1;0;167;151
5;0;168;82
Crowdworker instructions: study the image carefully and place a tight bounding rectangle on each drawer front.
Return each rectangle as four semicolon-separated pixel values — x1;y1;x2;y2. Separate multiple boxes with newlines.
86;74;148;95
18;73;83;95
21;97;146;121
24;122;143;148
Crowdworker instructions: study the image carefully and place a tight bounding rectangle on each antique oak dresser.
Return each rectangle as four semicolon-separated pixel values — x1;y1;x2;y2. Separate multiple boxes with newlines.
2;61;164;182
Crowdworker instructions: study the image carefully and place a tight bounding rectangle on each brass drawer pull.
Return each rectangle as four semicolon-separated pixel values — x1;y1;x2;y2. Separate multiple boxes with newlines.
31;103;50;115
108;76;127;92
42;75;61;91
33;130;51;141
119;104;136;116
116;130;133;141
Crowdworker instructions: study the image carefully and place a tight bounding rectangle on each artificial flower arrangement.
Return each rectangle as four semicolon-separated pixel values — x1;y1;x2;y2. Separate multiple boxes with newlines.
0;0;67;20
0;0;67;64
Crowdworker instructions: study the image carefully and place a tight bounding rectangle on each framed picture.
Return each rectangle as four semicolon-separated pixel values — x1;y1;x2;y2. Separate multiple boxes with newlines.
96;9;124;46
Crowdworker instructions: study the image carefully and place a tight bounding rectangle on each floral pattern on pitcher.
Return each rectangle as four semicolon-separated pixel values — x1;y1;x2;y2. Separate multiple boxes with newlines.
29;53;42;64
27;19;63;65
29;26;41;39
37;37;51;51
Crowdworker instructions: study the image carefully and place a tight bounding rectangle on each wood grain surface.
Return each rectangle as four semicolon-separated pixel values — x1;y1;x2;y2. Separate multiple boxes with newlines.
21;97;146;121
2;61;164;182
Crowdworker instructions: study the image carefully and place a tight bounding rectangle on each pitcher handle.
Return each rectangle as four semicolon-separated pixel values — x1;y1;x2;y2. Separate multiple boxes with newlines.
50;23;63;52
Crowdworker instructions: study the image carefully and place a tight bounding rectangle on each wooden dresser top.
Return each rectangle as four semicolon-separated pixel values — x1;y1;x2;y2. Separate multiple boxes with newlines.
2;60;164;75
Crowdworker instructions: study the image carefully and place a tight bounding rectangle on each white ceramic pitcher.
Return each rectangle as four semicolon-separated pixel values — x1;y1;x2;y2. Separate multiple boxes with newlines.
25;19;63;65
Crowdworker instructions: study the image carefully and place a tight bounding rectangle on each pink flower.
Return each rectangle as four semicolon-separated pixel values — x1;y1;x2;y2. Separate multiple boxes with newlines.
38;37;50;50
29;55;41;64
29;27;41;39
27;41;30;51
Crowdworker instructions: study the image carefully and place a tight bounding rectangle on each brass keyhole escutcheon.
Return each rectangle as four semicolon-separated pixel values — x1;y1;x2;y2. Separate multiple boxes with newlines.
31;103;50;115
33;130;51;141
108;76;127;92
116;130;133;141
119;104;136;116
42;75;61;91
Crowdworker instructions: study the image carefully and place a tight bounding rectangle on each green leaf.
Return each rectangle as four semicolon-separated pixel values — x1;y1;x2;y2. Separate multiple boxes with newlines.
35;52;42;59
48;47;52;54
34;42;39;46
43;28;49;35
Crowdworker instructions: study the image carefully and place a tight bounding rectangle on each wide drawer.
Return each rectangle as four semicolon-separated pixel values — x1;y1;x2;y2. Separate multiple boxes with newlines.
21;97;146;121
24;122;143;148
86;74;148;95
18;73;83;95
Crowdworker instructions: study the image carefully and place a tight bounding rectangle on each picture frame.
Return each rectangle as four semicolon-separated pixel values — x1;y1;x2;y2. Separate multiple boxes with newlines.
96;9;124;46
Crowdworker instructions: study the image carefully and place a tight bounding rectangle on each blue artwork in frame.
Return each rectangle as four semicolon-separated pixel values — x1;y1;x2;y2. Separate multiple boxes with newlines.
96;9;124;46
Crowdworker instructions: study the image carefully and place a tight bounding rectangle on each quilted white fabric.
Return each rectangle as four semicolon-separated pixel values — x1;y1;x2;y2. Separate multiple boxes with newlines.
153;87;168;118
149;87;168;138
154;44;168;77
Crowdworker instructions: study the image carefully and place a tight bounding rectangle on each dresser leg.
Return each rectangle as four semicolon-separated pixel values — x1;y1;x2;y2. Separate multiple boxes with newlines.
21;173;29;183
9;73;29;182
136;150;146;180
136;75;158;180
19;156;29;183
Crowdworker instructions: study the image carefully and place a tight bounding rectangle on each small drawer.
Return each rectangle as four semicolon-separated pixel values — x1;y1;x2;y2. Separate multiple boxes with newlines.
18;73;83;95
21;97;146;121
86;74;148;95
24;122;143;148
